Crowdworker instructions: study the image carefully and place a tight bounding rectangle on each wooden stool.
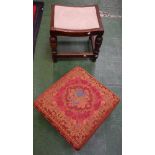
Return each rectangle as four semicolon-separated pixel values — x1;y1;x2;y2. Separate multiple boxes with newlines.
50;4;104;62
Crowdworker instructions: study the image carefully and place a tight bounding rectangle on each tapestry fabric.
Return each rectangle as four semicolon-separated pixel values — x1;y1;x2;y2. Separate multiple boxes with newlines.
34;66;120;150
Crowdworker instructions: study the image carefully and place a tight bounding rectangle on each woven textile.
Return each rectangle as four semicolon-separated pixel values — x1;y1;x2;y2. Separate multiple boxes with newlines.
33;4;36;20
33;1;44;54
54;5;100;30
34;66;120;150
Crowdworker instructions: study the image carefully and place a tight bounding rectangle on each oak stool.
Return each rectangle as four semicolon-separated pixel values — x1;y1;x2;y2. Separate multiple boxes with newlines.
50;5;104;62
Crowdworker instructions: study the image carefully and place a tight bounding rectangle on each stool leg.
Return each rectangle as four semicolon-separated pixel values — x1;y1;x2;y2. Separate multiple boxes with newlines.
50;36;57;62
92;34;103;62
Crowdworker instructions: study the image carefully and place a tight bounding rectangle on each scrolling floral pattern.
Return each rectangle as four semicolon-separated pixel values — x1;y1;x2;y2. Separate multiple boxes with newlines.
34;66;120;150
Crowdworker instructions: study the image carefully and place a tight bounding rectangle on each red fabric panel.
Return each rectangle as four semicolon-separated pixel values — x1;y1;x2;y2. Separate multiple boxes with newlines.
33;4;36;21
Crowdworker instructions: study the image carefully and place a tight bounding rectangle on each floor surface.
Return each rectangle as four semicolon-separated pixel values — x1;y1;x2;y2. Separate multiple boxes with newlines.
33;0;122;155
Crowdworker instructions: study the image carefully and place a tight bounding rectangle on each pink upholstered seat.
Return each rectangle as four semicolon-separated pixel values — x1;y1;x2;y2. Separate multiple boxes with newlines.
54;5;100;30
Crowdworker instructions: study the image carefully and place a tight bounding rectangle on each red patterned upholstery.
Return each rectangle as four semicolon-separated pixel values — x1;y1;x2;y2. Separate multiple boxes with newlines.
34;66;120;150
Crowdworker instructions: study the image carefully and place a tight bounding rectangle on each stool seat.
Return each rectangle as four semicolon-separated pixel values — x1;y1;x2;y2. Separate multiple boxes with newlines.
54;5;100;30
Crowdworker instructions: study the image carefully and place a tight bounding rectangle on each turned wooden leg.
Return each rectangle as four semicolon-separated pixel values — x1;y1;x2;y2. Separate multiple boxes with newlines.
92;34;103;62
50;35;57;62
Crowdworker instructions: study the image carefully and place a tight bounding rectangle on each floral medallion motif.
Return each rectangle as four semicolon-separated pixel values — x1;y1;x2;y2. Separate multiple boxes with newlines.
54;78;103;123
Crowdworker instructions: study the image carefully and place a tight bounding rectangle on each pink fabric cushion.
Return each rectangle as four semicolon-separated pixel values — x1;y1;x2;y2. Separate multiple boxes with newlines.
54;5;100;30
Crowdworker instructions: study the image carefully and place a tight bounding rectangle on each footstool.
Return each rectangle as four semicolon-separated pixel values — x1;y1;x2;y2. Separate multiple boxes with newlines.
50;5;104;62
34;66;120;150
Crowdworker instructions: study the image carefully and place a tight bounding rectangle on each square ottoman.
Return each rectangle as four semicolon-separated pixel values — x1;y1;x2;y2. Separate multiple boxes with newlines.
34;66;119;150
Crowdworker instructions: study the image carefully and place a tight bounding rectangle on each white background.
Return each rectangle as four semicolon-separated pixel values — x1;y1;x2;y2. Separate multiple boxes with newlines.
0;0;155;155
